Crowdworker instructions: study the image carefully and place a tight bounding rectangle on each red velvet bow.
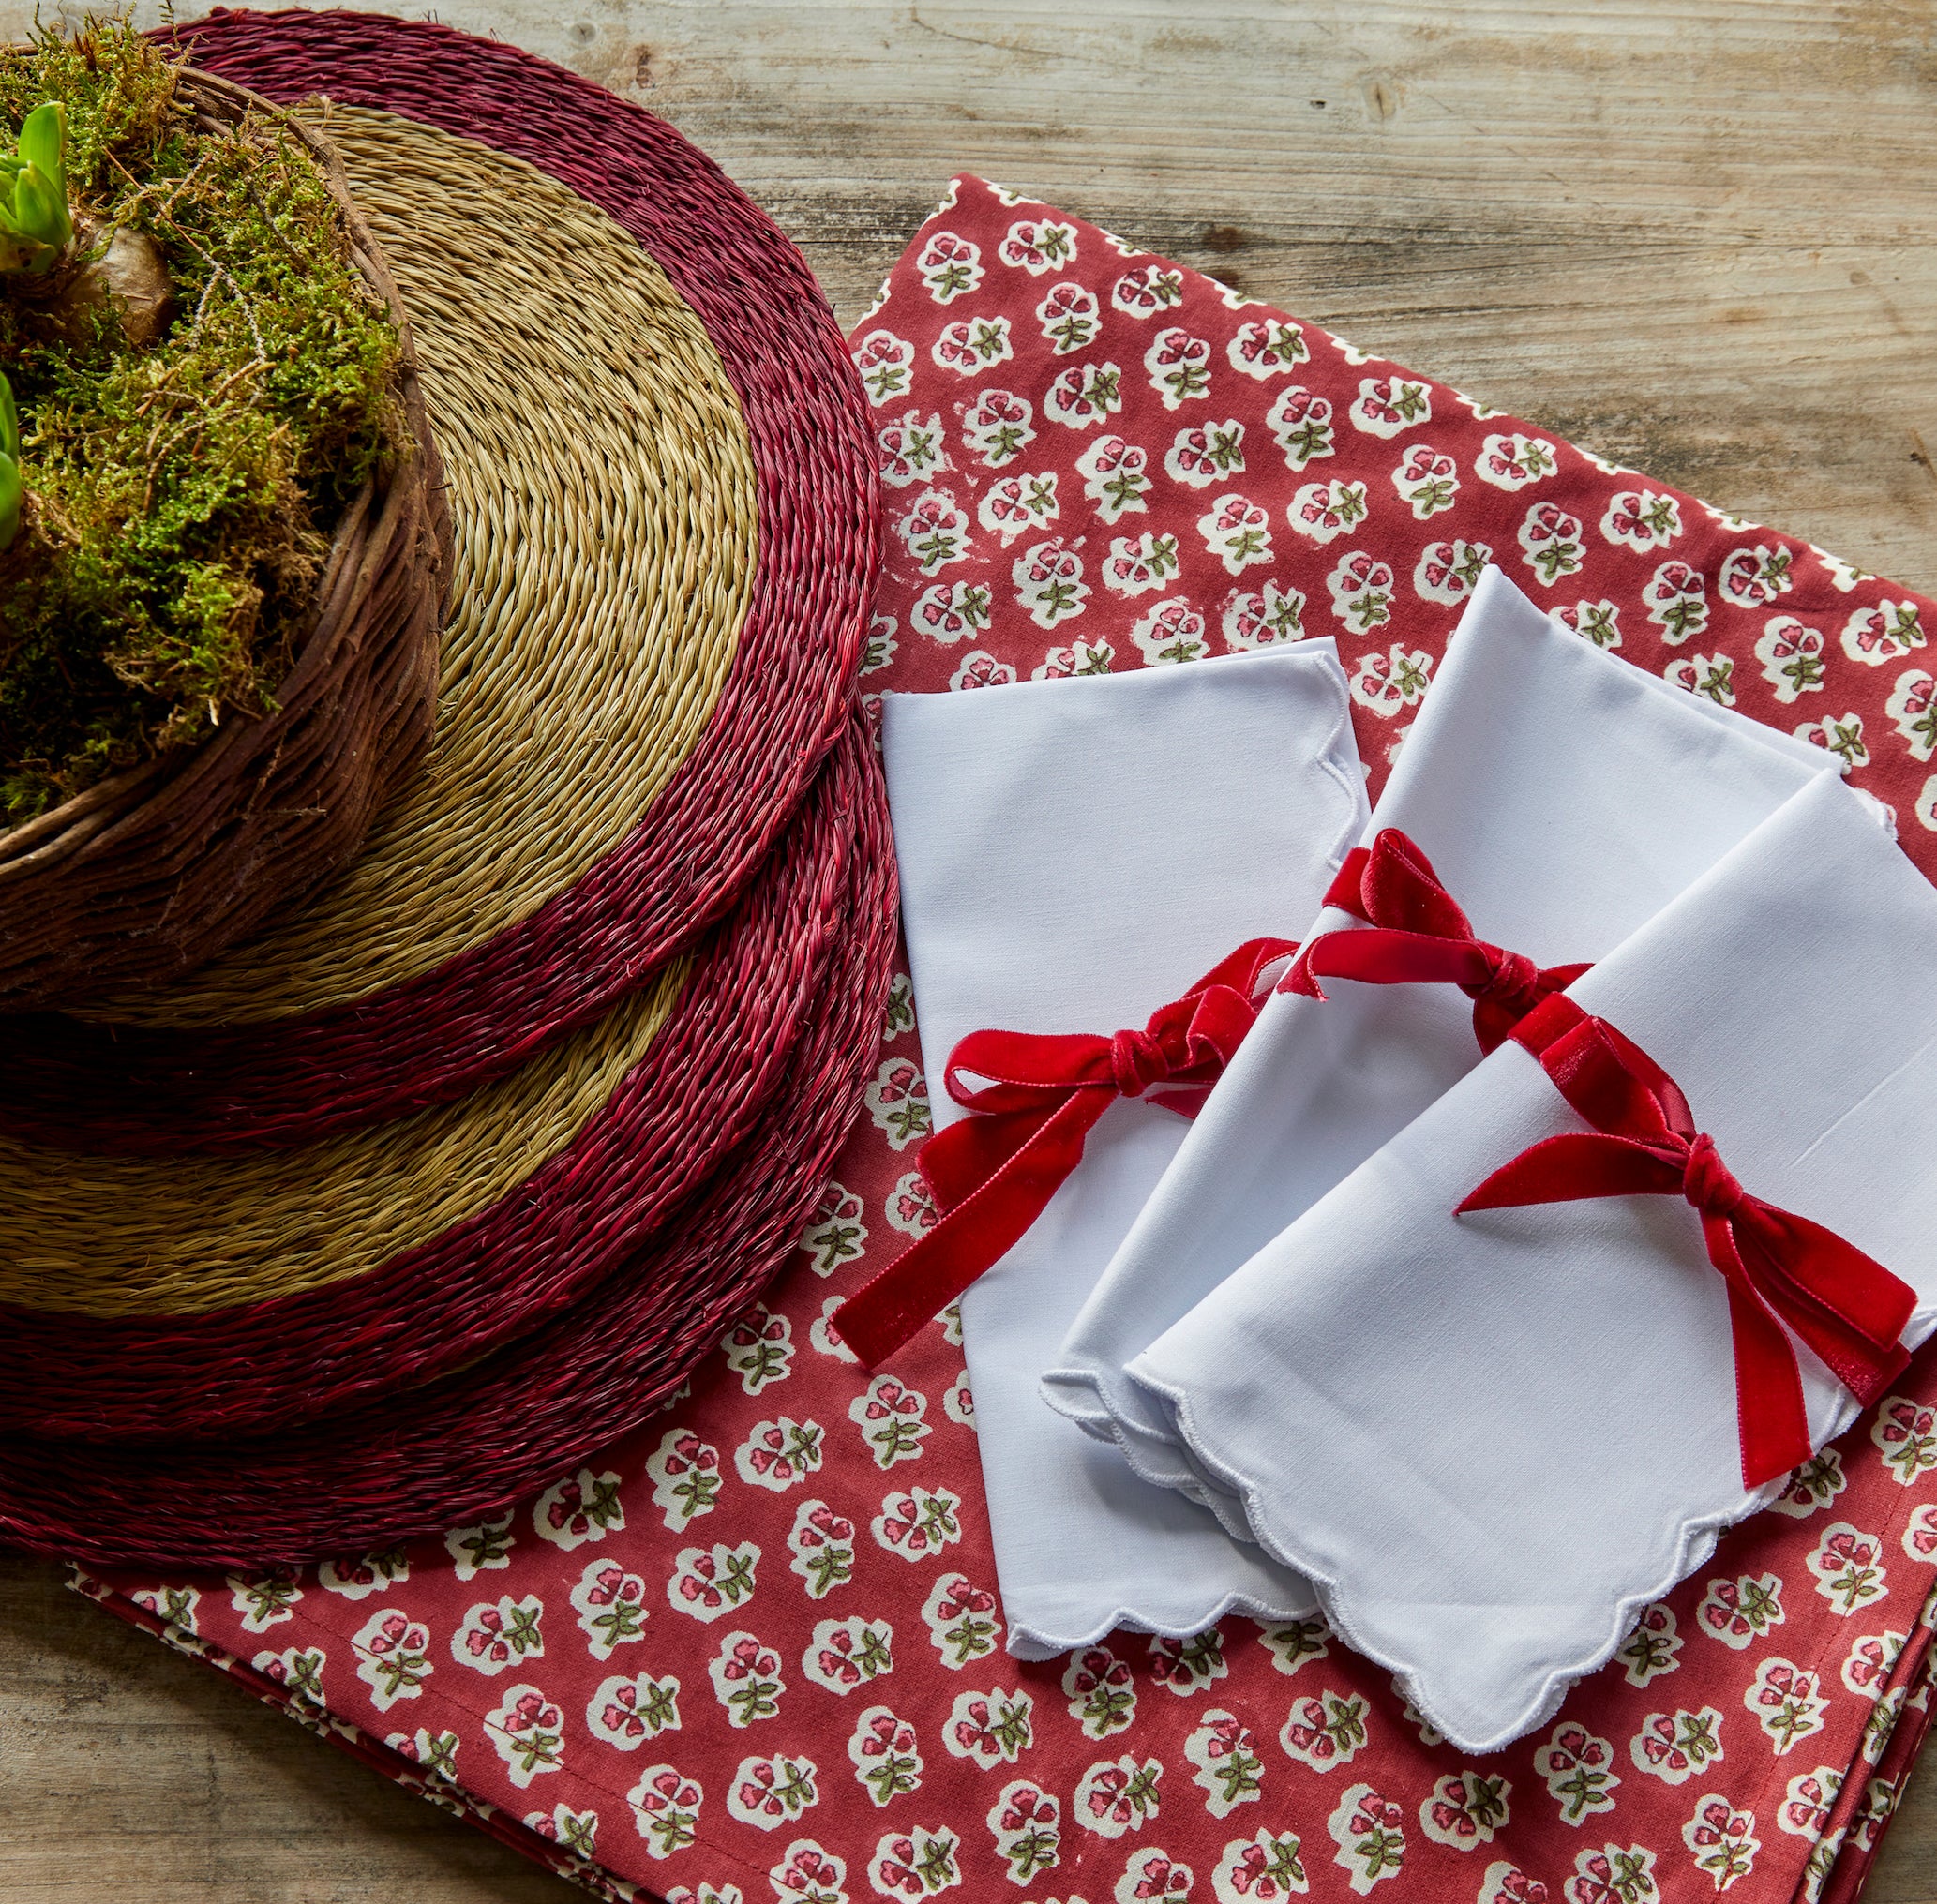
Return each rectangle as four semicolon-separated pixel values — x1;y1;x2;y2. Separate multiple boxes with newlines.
1460;994;1915;1489
1283;832;1590;1054
832;937;1299;1369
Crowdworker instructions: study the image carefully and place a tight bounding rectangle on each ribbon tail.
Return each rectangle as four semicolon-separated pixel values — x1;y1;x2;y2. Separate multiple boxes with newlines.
832;1087;1114;1368
917;1103;1054;1214
1734;1207;1914;1408
1456;1132;1683;1214
1705;1215;1816;1490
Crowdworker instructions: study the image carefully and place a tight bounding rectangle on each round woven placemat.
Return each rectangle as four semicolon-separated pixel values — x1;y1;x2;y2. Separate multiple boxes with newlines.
0;955;688;1316
0;715;896;1567
0;725;869;1438
0;10;877;1153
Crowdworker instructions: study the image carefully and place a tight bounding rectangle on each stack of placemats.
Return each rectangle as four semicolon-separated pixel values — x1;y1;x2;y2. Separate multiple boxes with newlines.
0;13;893;1567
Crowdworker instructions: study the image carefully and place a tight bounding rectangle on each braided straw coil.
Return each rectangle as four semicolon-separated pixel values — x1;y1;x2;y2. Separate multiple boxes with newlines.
0;11;878;1150
0;725;870;1441
0;68;449;1010
0;714;896;1567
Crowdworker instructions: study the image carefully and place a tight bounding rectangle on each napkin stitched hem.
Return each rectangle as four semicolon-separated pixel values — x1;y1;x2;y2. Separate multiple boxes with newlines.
1126;1360;1832;1754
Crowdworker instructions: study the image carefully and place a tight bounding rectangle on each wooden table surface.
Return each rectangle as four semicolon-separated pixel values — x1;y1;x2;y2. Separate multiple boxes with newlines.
3;1;1936;1897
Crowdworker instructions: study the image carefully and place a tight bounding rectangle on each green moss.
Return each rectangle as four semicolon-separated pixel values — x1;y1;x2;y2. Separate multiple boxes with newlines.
0;18;403;821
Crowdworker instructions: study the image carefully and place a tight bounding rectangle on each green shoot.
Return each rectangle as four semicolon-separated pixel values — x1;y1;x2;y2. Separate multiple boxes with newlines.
0;101;72;276
0;370;19;551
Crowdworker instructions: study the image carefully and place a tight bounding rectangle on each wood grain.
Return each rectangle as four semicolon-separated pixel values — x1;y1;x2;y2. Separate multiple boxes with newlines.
2;1;1935;1897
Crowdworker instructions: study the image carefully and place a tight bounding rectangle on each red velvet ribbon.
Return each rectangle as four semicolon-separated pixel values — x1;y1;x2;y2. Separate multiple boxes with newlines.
832;937;1299;1369
1283;832;1590;1053
1460;993;1914;1489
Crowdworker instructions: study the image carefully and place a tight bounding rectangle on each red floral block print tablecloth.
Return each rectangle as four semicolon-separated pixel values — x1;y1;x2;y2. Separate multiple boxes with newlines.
77;175;1937;1904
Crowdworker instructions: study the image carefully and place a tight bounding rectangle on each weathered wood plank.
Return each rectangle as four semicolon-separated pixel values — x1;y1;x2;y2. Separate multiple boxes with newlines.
1;1;1934;1897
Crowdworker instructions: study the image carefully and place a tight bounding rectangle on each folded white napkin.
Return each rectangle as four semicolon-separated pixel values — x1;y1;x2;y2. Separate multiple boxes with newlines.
1129;768;1935;1749
879;645;1367;1655
1045;568;1833;1520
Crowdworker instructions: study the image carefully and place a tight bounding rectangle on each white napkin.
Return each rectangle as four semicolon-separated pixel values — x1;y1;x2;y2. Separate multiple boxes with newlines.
1045;568;1834;1520
1129;768;1936;1750
880;644;1367;1655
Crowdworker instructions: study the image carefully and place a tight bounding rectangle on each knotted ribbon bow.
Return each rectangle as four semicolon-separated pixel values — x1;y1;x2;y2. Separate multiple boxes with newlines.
1284;830;1590;1053
1460;994;1915;1489
833;937;1299;1369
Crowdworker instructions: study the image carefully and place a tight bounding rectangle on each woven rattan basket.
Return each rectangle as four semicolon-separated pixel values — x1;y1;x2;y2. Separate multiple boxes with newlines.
0;67;448;1012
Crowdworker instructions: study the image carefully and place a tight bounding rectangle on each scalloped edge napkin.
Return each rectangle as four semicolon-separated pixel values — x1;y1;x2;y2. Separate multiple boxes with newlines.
880;642;1366;1654
1130;768;1937;1750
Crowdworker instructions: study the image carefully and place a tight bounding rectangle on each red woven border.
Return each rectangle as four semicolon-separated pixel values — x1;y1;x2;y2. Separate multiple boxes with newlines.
0;715;896;1567
0;725;869;1445
0;8;880;1157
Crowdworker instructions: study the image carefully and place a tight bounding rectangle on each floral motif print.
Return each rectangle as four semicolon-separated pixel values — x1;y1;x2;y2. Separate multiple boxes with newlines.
1475;432;1557;490
1146;327;1214;407
1148;1626;1228;1695
574;1560;652;1659
1755;616;1827;702
1563;1841;1659;1903
1117;263;1187;317
1350;376;1431;439
1257;1616;1331;1678
864;1060;932;1151
1873;1395;1937;1485
453;1593;544;1675
486;1685;565;1788
987;1777;1061;1883
736;1417;825;1492
1184;1708;1264;1817
588;1670;682;1749
933;313;1014;375
728;1753;818;1834
1328;1783;1407;1892
868;1822;962;1896
1617;1603;1684;1686
1266;385;1334;468
1745;1658;1830;1755
1280;1687;1371;1772
915;231;983;304
1808;1524;1888;1615
1534;1724;1620;1823
853;329;916;405
872;1486;963;1559
1227;317;1307;376
1213;1828;1309;1899
1131;599;1211;666
710;1630;787;1726
1038;281;1102;354
1076;1753;1164;1839
1013;538;1092;626
1682;1793;1759;1890
667;1543;758;1625
1223;578;1307;648
923;1572;1000;1667
850;1705;923;1807
788;1501;857;1601
648;1431;726;1531
849;1376;930;1467
803;1616;893;1697
1415;537;1491;605
353;1608;434;1710
1629;1706;1723;1785
1418;1768;1510;1848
